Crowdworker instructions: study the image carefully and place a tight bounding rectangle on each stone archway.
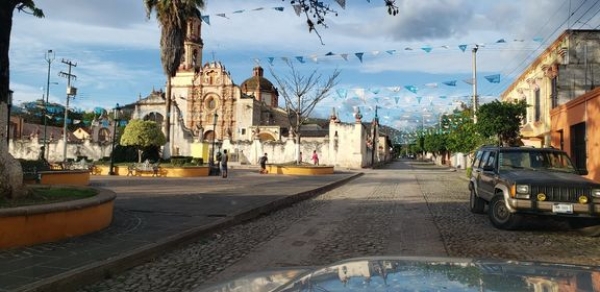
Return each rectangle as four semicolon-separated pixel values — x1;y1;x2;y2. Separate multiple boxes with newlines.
204;130;215;141
258;132;275;142
143;112;164;124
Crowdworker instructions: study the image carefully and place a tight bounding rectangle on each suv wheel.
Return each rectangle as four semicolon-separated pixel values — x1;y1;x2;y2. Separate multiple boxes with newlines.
469;187;485;214
488;195;521;230
569;219;600;237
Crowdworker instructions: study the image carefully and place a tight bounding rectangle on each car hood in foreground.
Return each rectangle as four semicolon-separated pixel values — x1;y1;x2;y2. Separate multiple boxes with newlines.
197;256;600;292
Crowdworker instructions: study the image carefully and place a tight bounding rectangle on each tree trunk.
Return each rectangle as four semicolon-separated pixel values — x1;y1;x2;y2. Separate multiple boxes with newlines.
0;2;24;199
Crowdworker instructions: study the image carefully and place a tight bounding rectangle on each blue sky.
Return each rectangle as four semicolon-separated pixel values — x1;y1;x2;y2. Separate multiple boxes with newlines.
9;0;600;131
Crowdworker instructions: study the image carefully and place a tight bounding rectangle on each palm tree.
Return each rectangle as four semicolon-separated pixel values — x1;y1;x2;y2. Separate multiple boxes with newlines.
0;1;43;199
144;0;204;157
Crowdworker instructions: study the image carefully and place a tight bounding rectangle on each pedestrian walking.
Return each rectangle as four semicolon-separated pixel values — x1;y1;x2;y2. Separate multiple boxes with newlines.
311;150;319;166
259;153;268;174
221;149;229;178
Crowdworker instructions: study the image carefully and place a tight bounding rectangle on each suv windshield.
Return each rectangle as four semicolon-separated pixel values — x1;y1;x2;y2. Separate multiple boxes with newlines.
498;150;576;173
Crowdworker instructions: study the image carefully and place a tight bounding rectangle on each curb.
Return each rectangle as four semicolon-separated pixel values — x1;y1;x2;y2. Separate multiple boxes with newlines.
15;172;363;292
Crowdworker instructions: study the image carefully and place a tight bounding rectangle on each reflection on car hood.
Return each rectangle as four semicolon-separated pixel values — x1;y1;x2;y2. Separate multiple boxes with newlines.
503;170;600;186
197;256;600;292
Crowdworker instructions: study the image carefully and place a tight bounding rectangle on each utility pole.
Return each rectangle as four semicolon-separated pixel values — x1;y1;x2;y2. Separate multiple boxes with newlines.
371;106;378;168
42;49;55;161
58;59;77;164
472;45;479;124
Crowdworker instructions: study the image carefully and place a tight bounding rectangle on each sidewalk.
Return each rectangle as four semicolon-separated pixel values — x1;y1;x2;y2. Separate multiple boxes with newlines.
0;169;360;292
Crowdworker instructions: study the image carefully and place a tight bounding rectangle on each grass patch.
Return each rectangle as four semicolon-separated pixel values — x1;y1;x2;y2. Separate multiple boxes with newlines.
0;187;97;209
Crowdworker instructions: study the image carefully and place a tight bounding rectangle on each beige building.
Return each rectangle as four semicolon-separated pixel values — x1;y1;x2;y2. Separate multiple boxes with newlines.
500;29;600;147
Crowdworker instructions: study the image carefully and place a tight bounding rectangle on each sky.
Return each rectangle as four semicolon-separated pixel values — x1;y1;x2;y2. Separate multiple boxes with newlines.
9;0;600;132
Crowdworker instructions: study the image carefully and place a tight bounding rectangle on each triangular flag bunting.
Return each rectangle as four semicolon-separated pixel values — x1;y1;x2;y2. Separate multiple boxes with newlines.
340;53;349;61
533;36;544;43
386;50;396;55
216;13;228;19
404;85;418;94
273;7;285;12
268;57;274;65
421;46;432;53
355;52;364;62
334;0;346;9
458;44;467;52
369;88;380;94
252;7;264;11
416;96;423;104
296;56;305;63
394;96;400;104
233;10;245;14
496;38;506;43
484;74;501;83
201;15;210;25
325;51;335;56
463;78;474;85
371;50;380;56
374;97;380;103
443;80;457;87
336;88;348;99
438;95;447;99
293;4;302;16
388;87;401;92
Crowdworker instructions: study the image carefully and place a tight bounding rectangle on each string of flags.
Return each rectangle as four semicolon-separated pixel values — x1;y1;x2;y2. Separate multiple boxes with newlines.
199;0;386;25
263;37;544;65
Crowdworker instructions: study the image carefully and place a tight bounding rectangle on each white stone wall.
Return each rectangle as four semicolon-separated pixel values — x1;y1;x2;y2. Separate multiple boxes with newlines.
9;139;110;162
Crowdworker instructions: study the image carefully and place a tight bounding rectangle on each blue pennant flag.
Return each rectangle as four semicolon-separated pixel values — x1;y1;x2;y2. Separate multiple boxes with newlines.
386;50;396;55
273;7;284;11
496;38;506;43
325;51;335;56
484;74;501;83
296;56;305;63
394;96;400;104
201;15;210;25
374;97;380;103
268;57;274;65
533;36;544;43
443;80;457;87
416;96;422;104
404;85;418;94
421;46;432;53
355;52;364;63
369;88;380;94
232;10;244;14
438;96;447;99
458;44;467;52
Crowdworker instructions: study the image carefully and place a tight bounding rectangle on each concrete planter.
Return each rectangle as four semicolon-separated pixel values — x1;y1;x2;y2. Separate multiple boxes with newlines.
266;165;335;175
24;170;91;186
0;188;116;249
94;165;209;177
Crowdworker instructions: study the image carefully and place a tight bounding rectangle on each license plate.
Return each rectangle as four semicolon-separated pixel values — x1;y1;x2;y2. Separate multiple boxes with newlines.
552;203;573;214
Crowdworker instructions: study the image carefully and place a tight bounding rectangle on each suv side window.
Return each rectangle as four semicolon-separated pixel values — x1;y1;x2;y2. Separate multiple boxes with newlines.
483;151;497;170
473;150;483;168
479;151;490;169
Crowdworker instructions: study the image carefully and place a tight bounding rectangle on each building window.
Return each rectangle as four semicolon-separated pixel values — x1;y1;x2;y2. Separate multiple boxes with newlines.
534;88;541;122
241;128;246;135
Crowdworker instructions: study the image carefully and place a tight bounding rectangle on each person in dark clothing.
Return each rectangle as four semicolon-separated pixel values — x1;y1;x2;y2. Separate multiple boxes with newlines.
259;153;268;174
221;149;229;178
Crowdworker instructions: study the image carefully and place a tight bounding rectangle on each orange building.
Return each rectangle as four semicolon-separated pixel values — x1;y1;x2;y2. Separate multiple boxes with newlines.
550;87;600;182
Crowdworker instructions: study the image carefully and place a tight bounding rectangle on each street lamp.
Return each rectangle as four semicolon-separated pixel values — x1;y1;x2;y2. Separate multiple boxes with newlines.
210;112;218;169
6;89;13;146
42;49;55;160
108;103;121;175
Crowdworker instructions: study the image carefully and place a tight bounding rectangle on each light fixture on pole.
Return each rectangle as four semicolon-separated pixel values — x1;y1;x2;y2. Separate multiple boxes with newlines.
6;89;13;146
109;103;121;175
59;59;77;164
42;49;55;160
472;45;479;124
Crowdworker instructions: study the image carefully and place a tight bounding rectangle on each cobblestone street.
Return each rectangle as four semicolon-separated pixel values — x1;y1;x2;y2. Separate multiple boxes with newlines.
79;164;600;292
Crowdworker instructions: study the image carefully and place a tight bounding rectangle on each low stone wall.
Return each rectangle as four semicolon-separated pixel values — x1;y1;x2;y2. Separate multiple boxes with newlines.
0;188;116;249
24;170;91;186
266;165;335;175
93;165;209;177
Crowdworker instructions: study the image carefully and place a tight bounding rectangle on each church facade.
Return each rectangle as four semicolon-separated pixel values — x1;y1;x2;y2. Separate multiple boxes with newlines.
131;17;291;158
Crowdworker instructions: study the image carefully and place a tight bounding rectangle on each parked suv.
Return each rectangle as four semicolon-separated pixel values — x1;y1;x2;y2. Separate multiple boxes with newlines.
468;146;600;236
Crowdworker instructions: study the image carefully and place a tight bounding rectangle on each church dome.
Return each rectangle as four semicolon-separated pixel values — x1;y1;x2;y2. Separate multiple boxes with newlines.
241;66;276;92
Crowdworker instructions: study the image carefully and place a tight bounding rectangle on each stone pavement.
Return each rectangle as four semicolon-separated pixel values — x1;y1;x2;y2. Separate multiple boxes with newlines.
0;169;360;292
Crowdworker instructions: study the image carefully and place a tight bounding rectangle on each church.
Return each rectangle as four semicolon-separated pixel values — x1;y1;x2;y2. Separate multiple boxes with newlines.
131;16;295;158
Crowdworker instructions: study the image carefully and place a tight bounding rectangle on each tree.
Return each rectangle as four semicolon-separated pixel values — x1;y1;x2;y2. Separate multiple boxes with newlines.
282;0;399;43
270;60;340;164
144;0;204;158
444;110;485;154
1;1;43;199
120;119;166;163
476;100;527;146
